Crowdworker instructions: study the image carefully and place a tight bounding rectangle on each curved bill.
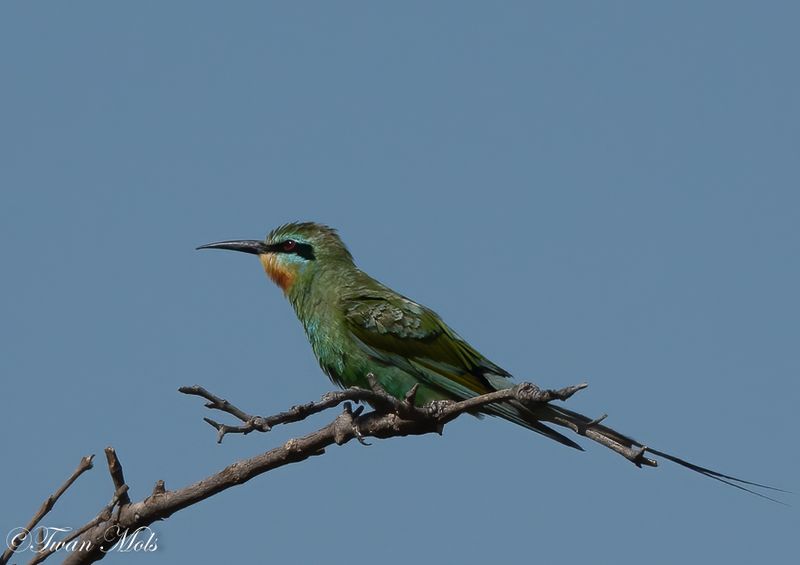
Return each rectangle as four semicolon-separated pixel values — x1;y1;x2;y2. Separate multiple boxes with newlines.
196;240;269;255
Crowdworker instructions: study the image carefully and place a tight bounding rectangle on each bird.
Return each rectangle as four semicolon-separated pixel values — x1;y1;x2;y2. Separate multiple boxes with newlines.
198;221;785;501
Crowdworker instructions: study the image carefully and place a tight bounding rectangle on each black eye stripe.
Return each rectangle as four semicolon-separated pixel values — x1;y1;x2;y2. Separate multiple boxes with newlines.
268;240;316;260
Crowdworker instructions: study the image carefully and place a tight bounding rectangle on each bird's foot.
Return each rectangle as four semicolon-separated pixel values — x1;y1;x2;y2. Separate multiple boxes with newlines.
334;402;371;446
361;373;454;433
364;374;424;420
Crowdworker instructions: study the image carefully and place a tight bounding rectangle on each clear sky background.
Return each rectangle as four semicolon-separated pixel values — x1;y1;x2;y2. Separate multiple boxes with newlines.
1;2;798;564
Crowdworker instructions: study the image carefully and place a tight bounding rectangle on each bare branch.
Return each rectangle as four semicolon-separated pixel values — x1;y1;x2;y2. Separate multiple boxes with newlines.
52;380;597;564
181;379;654;464
104;447;131;506
28;485;130;565
0;455;94;565
15;376;781;564
180;383;396;442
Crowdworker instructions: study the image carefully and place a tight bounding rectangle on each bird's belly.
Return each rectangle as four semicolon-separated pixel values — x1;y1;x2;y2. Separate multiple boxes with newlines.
327;357;450;406
305;321;449;406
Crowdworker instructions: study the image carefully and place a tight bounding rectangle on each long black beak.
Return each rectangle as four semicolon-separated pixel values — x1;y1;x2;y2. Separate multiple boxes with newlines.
196;239;269;255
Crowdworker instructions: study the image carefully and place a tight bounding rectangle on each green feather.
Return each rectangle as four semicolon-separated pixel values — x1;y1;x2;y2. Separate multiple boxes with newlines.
250;222;582;449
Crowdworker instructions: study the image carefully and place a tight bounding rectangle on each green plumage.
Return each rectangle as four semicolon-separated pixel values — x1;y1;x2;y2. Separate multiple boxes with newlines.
210;222;587;449
198;222;787;501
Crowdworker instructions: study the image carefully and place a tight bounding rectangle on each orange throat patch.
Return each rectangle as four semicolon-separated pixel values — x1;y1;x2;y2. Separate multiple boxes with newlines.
259;254;297;293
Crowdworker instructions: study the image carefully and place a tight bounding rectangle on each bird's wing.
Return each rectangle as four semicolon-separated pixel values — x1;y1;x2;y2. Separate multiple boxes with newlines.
343;288;511;397
343;285;589;449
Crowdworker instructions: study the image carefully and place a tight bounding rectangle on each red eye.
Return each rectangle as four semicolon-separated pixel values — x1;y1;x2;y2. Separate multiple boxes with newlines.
282;239;297;252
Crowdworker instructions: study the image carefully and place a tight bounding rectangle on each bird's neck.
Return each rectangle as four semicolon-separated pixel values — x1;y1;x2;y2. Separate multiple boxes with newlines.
285;260;358;329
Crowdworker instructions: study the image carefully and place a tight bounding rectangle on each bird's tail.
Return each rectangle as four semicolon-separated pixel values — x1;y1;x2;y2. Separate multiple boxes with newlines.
485;401;586;450
489;399;790;504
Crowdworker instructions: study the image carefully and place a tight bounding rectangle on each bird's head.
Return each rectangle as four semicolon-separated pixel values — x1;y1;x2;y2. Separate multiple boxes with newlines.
197;222;353;294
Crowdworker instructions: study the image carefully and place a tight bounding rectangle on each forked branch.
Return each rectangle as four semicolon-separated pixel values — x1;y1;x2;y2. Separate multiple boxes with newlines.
6;376;785;564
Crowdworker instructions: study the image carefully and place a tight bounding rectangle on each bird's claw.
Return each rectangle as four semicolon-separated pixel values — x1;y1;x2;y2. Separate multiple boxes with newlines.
337;402;371;446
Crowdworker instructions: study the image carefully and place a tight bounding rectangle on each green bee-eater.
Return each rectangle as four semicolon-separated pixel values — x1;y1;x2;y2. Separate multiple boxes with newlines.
199;222;782;499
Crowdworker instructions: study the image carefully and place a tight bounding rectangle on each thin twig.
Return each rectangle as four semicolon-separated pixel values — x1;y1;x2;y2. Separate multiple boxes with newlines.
180;383;398;442
27;485;130;565
0;455;94;565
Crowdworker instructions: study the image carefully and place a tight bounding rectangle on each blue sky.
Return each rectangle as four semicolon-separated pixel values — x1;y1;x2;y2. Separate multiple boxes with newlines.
1;2;797;563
